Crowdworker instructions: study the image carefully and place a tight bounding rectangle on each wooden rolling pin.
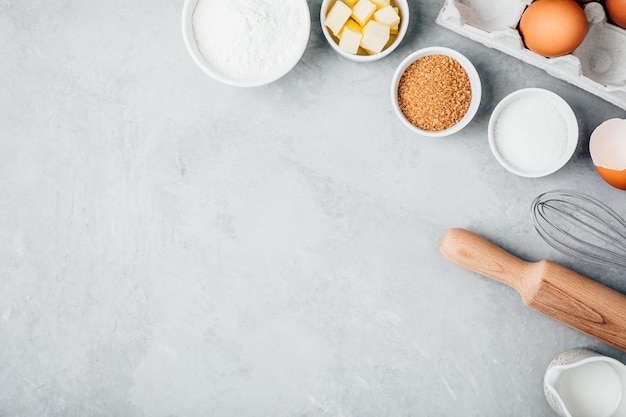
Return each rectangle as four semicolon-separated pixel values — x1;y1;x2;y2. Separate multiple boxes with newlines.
439;228;626;352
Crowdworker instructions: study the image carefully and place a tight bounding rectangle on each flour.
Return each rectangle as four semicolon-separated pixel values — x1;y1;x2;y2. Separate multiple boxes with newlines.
493;96;568;174
192;0;304;81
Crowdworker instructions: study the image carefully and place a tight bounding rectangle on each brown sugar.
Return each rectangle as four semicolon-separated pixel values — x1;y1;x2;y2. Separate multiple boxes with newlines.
397;54;472;132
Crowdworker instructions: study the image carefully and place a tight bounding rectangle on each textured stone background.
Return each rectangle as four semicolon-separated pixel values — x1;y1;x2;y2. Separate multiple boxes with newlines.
1;1;625;416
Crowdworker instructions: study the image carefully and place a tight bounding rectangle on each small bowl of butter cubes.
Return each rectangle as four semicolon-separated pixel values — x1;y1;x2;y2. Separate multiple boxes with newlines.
321;0;409;62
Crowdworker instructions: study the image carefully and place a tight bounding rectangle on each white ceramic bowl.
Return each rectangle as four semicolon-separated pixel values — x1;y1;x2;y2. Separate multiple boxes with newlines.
390;47;482;137
182;0;311;87
488;88;579;178
320;0;409;62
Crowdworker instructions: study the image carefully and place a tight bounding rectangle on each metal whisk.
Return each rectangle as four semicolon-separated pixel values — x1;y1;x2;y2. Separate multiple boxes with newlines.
531;189;626;269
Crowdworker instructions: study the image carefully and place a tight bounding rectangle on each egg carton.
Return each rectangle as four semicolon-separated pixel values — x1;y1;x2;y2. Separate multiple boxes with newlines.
436;0;626;110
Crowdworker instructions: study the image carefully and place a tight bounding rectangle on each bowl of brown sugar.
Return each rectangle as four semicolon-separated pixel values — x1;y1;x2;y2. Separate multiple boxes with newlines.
391;47;481;137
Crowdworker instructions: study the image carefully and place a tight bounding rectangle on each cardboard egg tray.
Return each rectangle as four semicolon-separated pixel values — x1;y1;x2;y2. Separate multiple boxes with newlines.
436;0;626;110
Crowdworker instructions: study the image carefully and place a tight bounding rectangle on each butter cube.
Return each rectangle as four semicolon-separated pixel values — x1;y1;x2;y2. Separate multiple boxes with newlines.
337;18;360;37
325;1;352;36
390;7;400;33
351;0;376;26
343;0;359;6
371;0;390;9
339;21;362;54
345;18;362;33
360;20;389;54
374;5;400;27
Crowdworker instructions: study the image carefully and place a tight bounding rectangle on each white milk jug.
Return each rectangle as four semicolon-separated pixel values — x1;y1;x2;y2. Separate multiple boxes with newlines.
544;348;626;417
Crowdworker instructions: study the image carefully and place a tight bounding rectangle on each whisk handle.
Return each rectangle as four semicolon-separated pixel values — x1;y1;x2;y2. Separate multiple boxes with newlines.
439;228;534;293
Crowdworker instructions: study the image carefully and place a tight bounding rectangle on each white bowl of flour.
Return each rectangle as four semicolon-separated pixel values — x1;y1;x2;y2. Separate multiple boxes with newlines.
182;0;310;87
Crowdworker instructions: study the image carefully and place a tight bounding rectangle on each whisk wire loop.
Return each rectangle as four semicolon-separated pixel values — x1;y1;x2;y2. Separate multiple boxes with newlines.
531;190;626;269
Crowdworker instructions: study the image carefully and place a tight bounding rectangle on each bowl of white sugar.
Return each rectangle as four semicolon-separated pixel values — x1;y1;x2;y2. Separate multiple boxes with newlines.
488;88;579;178
182;0;311;87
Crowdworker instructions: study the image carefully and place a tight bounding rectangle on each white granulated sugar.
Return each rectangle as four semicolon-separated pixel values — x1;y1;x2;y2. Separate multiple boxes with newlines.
192;0;303;81
494;96;568;174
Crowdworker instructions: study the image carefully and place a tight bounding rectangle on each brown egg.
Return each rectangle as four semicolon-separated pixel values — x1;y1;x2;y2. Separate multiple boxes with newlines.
519;0;588;57
606;0;626;28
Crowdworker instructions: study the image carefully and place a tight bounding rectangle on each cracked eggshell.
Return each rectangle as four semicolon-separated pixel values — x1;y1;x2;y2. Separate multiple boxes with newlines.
590;118;626;190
